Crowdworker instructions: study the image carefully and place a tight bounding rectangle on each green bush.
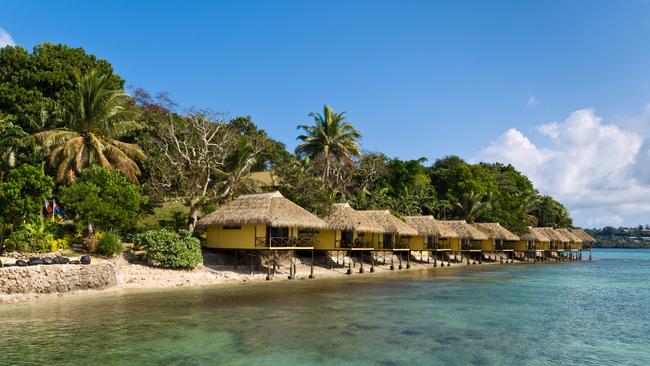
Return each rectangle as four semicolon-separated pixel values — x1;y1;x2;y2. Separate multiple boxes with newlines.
96;231;124;256
4;220;54;253
133;229;202;269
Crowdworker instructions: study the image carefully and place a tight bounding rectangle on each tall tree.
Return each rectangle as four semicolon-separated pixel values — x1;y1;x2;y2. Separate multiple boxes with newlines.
0;116;26;181
455;190;491;223
531;195;573;228
142;111;260;233
34;70;145;184
296;105;362;181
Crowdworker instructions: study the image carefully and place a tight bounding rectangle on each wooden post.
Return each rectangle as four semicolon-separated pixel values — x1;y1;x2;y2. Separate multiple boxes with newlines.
406;250;411;269
371;251;375;273
273;250;277;275
359;250;365;273
234;250;238;271
589;246;592;261
390;252;395;270
434;250;438;267
466;252;470;265
398;251;403;270
249;250;253;275
266;250;271;280
347;250;352;275
309;249;315;279
288;251;295;280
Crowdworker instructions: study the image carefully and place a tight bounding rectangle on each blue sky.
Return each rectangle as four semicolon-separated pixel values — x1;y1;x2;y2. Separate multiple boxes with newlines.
2;0;650;227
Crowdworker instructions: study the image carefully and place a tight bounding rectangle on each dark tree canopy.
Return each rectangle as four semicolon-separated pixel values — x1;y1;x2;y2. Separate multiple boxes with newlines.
0;43;124;132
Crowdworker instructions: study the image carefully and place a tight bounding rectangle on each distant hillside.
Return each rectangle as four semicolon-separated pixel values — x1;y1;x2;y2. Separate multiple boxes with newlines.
587;226;650;249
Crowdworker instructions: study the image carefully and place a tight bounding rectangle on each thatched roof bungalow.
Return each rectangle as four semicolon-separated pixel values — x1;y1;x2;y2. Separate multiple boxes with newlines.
516;227;551;251
536;227;568;251
472;223;520;251
440;220;489;251
404;216;459;251
358;210;418;249
315;203;383;250
556;228;583;250
199;191;327;249
570;229;596;244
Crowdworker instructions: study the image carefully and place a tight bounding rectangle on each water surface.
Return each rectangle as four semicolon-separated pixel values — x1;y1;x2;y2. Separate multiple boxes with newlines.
1;249;648;365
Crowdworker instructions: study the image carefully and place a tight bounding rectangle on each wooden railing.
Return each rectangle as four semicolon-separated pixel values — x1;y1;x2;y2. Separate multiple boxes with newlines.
255;237;314;248
461;242;482;251
425;242;451;250
339;239;373;249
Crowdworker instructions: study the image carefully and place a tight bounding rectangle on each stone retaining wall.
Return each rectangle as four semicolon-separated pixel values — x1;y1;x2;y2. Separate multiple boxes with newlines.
0;263;117;294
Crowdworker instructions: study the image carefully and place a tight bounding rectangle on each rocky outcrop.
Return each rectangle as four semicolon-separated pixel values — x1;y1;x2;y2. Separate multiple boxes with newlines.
0;263;117;294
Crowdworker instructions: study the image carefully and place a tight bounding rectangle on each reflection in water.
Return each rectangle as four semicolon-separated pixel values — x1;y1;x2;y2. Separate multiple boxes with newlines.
1;250;650;365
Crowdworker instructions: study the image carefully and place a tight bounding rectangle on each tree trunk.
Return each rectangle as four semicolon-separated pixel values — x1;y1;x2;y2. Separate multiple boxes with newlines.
187;200;203;234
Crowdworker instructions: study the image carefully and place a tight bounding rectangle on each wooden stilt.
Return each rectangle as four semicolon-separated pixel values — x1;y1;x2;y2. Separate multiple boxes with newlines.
359;250;365;273
406;250;411;269
347;250;352;275
309;249;314;279
390;252;395;270
434;250;438;267
234;250;238;271
371;251;375;273
266;250;271;280
273;250;277;275
398;251;403;270
249;250;253;275
288;251;294;280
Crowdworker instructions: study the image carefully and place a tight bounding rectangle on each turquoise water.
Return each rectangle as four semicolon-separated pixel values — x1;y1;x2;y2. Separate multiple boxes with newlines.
1;249;649;365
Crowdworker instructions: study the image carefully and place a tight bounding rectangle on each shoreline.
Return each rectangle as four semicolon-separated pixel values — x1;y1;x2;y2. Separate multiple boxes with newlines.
0;252;576;305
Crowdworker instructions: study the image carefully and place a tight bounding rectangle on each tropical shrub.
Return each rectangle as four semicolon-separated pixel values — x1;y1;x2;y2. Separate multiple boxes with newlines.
96;231;124;256
133;229;202;269
0;164;54;227
60;165;146;234
4;220;55;253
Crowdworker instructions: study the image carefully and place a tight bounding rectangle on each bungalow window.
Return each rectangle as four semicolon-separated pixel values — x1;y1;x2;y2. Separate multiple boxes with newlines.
223;225;241;230
495;239;504;250
269;226;289;238
427;235;437;248
461;238;470;250
383;233;394;246
527;240;535;250
341;230;354;245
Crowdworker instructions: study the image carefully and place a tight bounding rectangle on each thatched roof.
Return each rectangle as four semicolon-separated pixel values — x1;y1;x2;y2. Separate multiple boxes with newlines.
570;229;596;243
440;220;489;240
537;227;569;242
198;191;327;229
472;223;520;241
403;216;459;238
323;203;384;233
358;210;418;236
556;228;583;243
519;227;550;242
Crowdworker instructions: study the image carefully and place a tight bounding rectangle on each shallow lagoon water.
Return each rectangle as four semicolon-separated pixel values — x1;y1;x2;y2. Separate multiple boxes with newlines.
1;249;649;365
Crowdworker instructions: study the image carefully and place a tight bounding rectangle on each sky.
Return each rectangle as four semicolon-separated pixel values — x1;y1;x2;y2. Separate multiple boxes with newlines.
1;0;650;228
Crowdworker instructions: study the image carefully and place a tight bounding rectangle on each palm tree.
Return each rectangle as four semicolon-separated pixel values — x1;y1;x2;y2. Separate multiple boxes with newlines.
456;190;491;223
34;71;145;184
296;105;361;181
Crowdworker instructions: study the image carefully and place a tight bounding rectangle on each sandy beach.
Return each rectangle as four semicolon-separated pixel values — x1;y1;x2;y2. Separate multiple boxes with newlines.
0;250;521;305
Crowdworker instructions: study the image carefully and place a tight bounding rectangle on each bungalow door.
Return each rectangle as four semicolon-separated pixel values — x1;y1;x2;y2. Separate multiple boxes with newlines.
341;230;354;247
383;233;394;249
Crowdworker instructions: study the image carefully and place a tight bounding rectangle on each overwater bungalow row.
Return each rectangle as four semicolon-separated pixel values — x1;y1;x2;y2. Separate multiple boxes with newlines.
198;192;593;279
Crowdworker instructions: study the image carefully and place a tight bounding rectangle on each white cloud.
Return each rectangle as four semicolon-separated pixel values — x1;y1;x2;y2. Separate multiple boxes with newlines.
0;27;15;48
476;108;650;228
526;95;539;108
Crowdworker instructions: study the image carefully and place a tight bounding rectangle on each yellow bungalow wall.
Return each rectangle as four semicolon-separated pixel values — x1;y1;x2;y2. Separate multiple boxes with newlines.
314;229;340;250
205;224;303;249
409;236;425;251
479;239;495;251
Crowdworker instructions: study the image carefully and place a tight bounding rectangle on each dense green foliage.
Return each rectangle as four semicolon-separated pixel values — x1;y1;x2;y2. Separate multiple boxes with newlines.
0;43;123;132
587;226;650;248
96;231;124;256
0;41;580;255
0;164;54;226
133;229;202;269
60;165;145;233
